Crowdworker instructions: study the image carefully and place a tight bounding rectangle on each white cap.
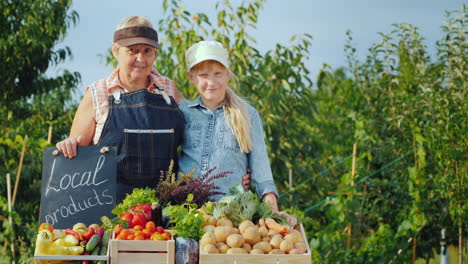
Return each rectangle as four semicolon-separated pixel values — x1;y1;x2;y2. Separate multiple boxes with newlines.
185;41;230;71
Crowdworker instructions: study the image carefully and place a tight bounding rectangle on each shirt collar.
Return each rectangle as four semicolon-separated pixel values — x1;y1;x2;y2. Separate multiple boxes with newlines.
105;67;162;93
188;97;225;110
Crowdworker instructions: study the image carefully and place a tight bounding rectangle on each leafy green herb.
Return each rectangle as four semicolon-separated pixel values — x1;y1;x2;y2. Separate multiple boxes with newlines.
111;187;159;216
163;194;205;240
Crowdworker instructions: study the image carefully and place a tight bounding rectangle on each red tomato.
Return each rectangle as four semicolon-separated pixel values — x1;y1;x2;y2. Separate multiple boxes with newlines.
127;234;135;240
134;235;145;240
156;226;165;234
120;212;134;228
151;233;163;241
131;212;147;228
114;226;123;236
161;232;171;241
133;225;143;232
142;230;151;239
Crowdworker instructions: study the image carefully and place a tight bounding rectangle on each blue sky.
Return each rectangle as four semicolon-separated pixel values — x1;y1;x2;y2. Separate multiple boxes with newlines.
52;0;465;99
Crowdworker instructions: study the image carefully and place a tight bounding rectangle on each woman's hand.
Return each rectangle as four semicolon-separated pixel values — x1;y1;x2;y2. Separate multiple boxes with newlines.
56;136;83;159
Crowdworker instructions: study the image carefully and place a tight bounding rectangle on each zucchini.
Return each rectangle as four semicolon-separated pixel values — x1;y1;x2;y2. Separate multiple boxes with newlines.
85;234;100;252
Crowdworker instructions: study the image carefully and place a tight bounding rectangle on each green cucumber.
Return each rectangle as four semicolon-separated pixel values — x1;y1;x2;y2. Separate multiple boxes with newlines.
91;245;100;255
85;234;100;252
96;230;111;264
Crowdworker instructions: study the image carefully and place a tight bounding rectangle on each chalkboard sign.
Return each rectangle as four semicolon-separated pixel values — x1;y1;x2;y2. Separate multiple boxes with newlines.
40;146;117;229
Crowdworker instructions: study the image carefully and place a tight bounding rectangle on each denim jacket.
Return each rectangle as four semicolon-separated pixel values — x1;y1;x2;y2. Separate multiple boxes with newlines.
178;97;279;201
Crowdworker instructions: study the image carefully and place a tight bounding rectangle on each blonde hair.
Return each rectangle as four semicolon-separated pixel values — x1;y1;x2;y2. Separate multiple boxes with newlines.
190;61;252;153
112;16;156;54
224;86;252;153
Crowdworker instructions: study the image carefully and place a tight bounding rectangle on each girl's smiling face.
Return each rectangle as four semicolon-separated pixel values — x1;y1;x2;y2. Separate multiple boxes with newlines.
189;60;230;110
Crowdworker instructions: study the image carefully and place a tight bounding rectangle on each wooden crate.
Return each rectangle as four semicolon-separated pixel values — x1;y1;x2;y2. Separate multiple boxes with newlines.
109;231;175;264
34;230;109;264
199;224;311;264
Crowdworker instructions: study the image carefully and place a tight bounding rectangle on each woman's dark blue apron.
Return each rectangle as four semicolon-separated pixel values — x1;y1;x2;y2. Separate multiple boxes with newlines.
97;87;184;203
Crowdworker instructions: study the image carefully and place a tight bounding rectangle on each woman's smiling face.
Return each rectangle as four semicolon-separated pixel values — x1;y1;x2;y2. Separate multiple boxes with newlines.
115;44;156;82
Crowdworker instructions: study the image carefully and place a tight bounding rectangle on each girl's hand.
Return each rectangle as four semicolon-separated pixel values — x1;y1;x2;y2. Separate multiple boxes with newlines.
242;168;252;190
276;211;298;227
56;136;83;159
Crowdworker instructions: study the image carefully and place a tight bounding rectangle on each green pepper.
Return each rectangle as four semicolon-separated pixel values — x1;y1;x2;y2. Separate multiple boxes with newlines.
35;230;52;255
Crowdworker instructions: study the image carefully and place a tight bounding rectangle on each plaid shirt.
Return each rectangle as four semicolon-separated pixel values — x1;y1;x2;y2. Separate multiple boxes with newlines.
88;67;176;144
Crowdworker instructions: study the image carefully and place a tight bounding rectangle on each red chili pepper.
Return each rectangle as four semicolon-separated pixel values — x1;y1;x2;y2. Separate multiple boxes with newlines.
82;227;95;241
66;228;82;241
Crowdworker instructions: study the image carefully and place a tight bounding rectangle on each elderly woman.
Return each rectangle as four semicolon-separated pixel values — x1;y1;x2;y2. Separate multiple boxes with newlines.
56;16;185;201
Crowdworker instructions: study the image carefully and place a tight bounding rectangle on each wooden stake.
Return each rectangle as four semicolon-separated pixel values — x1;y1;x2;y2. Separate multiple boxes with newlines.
6;173;16;264
47;125;53;144
289;169;293;209
12;135;28;206
412;236;417;263
347;143;357;250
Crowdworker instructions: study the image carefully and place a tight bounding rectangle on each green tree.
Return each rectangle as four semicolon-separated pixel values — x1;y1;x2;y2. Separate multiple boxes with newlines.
0;0;80;262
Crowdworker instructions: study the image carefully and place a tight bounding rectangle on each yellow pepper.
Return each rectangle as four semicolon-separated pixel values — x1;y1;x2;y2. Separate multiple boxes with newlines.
34;230;52;255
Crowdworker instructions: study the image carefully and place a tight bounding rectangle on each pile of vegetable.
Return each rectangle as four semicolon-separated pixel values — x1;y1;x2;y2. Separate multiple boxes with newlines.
100;187;160;230
114;221;172;241
34;222;110;259
200;217;307;255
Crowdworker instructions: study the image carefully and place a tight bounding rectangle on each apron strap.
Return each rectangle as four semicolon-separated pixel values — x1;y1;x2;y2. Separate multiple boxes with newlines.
153;84;172;105
112;88;122;104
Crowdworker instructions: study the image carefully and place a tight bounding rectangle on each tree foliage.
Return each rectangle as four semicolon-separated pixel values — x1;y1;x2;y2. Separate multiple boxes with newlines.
0;0;80;262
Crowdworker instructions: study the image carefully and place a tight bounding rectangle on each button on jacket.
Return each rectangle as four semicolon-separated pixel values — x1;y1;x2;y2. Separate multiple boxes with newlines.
178;97;278;201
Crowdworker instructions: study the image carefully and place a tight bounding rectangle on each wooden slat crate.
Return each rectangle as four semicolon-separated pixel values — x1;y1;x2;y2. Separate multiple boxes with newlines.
199;224;311;264
109;231;175;264
34;229;109;264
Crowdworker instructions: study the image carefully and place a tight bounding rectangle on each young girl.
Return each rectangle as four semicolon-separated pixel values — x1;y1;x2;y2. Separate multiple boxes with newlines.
178;41;296;226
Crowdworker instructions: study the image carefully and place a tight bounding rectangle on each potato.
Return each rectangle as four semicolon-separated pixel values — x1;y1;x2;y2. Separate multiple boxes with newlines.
226;234;245;248
269;249;285;254
280;239;293;253
250;248;264;254
203;225;216;233
203;215;217;227
289;248;306;254
290;229;305;242
243;226;261;245
231;228;239;234
238;220;255;234
295;242;307;252
258;226;269;238
200;231;217;248
252;241;272;253
270;234;283;249
216;242;230;253
214;226;232;242
283;233;299;244
261;237;271;242
227;248;248;254
216;217;233;228
242;243;252;253
203;244;219;254
268;230;279;238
